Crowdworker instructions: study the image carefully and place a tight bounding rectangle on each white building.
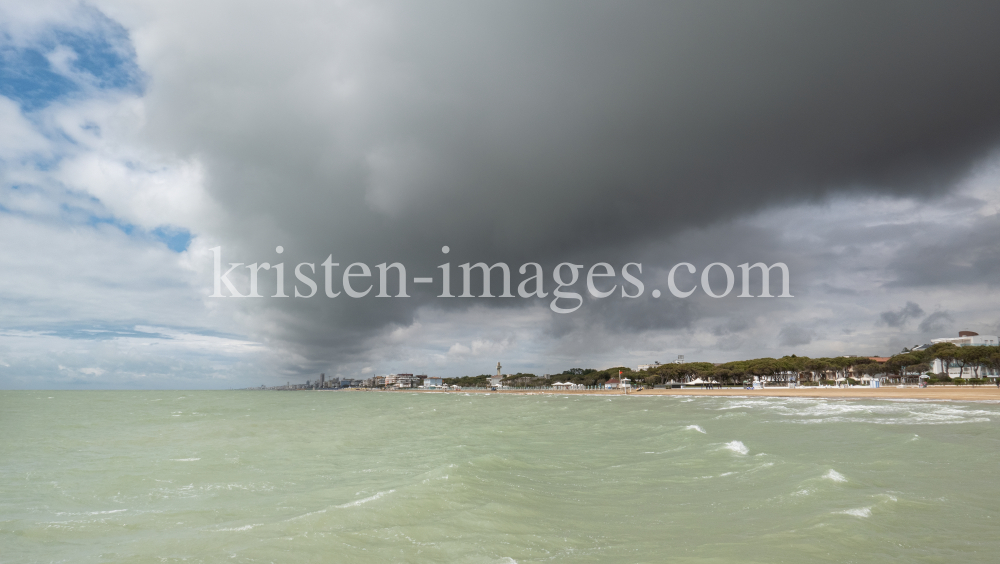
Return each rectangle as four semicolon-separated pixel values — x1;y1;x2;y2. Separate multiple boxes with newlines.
423;376;443;387
639;355;684;371
929;331;1000;378
383;373;416;388
930;358;999;378
931;331;998;347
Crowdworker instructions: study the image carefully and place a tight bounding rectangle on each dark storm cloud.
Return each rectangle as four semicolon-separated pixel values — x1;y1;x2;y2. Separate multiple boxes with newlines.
918;311;954;333
778;323;815;347
879;302;925;327
712;317;752;337
884;211;1000;288
142;1;1000;369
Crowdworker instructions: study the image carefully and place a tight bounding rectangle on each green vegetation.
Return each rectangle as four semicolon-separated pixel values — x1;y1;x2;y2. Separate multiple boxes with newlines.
442;375;491;387
633;343;1000;386
441;342;1000;388
443;367;638;388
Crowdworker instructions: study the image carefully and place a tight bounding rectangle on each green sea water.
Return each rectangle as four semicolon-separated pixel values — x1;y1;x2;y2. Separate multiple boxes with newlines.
2;391;999;563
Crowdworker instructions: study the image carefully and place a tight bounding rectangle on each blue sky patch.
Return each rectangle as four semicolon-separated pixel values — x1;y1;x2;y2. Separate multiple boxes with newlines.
0;46;79;110
41;324;174;341
54;23;143;92
86;212;135;236
0;8;143;111
152;226;193;253
60;205;192;253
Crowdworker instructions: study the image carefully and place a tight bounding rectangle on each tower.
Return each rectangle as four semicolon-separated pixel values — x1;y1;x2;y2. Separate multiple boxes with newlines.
491;361;503;388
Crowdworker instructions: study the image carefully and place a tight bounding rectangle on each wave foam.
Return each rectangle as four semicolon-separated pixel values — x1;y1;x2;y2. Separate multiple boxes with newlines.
716;397;996;425
55;509;127;516
685;425;707;434
336;489;395;508
824;469;847;482
284;508;327;522
836;507;871;518
724;441;749;455
214;523;263;531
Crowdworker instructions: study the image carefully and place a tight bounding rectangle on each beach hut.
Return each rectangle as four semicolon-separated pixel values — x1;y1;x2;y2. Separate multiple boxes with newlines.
552;382;572;390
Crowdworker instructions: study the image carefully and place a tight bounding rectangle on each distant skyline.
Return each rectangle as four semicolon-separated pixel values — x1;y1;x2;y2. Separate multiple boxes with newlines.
3;1;1000;389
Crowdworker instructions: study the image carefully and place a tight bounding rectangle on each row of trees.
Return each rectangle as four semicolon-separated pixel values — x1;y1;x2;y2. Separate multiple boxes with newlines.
442;342;1000;388
642;342;1000;386
443;367;630;388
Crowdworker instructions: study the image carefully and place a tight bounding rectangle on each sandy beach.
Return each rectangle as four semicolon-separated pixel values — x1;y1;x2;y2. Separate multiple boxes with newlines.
438;386;1000;401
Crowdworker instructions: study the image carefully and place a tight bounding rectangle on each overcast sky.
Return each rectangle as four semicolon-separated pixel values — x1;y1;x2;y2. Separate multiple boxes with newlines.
2;0;1000;389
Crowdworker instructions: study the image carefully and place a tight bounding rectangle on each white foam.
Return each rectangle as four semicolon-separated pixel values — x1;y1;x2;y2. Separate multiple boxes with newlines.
56;509;128;516
214;523;263;531
285;508;327;522
724;441;749;455
336;489;395;508
717;397;995;425
824;469;847;482
170;458;201;462
836;507;871;518
685;425;707;434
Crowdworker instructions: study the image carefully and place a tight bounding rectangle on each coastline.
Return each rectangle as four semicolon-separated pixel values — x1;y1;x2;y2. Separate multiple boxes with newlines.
416;386;1000;401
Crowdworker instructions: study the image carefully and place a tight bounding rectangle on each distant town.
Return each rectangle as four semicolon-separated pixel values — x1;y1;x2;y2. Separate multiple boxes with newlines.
250;331;1000;391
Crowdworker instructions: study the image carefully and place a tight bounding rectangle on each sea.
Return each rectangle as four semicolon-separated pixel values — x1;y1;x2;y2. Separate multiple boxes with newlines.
2;390;999;563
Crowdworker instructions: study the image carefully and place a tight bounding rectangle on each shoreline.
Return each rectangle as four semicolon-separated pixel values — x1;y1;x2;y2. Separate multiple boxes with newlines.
414;386;1000;402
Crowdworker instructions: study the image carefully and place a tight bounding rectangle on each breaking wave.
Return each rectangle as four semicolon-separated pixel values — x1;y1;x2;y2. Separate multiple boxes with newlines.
723;441;749;455
336;489;395;508
835;507;871;518
824;469;847;482
213;523;263;531
714;397;993;425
